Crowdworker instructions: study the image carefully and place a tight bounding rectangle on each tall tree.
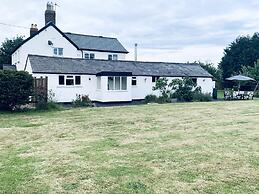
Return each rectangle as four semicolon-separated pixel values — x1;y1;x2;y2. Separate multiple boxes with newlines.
241;60;259;92
0;36;24;69
219;33;259;79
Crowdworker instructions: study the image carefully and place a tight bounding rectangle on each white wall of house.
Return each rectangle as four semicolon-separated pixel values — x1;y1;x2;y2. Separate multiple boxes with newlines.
33;73;96;103
12;25;128;71
197;78;215;94
12;25;81;71
82;50;126;60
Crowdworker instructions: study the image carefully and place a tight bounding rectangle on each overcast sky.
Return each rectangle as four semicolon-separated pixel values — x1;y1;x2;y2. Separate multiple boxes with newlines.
1;0;259;65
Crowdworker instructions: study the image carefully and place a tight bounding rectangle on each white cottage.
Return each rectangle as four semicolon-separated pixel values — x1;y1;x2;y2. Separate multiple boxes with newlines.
25;55;215;103
12;2;215;103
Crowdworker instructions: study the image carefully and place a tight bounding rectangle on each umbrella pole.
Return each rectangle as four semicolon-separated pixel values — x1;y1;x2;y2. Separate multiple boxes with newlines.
253;81;259;93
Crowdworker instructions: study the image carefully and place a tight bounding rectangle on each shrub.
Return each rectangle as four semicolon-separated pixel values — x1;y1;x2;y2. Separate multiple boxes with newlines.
170;78;199;102
0;70;33;110
193;92;212;102
35;90;62;111
72;94;93;107
144;95;158;103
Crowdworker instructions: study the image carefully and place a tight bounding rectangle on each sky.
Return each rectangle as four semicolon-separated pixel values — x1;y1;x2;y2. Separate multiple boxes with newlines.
1;0;259;65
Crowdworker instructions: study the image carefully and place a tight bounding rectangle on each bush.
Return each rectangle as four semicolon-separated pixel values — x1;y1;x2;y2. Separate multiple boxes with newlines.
170;78;199;102
72;95;93;107
35;90;62;111
0;70;33;110
193;92;212;102
144;95;158;103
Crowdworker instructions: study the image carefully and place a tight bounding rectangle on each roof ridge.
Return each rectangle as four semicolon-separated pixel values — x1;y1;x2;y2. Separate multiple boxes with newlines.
64;32;117;40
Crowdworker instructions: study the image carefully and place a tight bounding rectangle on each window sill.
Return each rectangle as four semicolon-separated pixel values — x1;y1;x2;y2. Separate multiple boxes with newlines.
57;85;82;88
107;90;128;92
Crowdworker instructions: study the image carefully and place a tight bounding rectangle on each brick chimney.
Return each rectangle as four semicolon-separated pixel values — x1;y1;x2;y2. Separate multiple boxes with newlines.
45;2;56;25
30;24;38;36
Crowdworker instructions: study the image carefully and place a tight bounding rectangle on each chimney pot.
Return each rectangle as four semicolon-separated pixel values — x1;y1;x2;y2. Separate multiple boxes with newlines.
30;23;38;36
45;2;56;25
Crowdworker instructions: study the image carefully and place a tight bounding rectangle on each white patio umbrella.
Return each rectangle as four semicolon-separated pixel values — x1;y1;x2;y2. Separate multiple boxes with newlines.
226;75;256;91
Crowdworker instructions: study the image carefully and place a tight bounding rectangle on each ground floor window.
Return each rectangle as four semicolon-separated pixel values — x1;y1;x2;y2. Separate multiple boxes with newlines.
108;76;127;90
132;77;137;86
59;75;81;86
97;77;101;89
152;76;160;83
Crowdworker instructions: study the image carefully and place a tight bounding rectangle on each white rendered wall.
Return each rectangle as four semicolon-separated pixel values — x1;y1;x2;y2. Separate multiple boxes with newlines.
131;77;215;100
12;25;81;71
197;78;215;94
32;73;96;103
82;50;126;60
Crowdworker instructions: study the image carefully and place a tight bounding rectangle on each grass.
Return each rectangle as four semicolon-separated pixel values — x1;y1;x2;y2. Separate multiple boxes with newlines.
0;101;259;193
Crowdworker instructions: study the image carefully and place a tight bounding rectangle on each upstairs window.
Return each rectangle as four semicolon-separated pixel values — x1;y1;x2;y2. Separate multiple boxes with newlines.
54;48;63;56
108;54;118;60
132;77;137;86
108;76;127;91
85;53;95;59
90;53;95;59
152;76;160;83
58;75;81;86
85;53;90;59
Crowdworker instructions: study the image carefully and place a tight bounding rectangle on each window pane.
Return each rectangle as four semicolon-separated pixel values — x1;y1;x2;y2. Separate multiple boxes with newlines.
54;48;58;55
108;55;112;60
97;77;101;89
108;77;114;90
113;54;118;60
132;77;137;86
58;48;63;56
85;53;90;59
90;53;95;59
59;75;64;85
75;76;81;85
115;77;120;90
121;77;127;90
66;78;74;86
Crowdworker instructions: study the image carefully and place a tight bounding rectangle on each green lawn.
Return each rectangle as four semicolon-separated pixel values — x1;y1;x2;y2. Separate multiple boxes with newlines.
0;101;259;194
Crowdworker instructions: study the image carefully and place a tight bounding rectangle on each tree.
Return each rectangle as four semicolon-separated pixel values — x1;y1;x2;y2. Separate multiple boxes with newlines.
0;36;24;69
219;33;259;79
241;60;259;92
0;70;33;110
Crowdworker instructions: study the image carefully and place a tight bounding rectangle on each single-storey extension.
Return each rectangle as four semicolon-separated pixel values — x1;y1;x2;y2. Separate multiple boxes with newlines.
26;55;215;103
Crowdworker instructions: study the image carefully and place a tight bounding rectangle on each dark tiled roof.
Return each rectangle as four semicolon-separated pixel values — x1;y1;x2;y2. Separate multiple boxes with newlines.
64;33;128;53
27;55;213;78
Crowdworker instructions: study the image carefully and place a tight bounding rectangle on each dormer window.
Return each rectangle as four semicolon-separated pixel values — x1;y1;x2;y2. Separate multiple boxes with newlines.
53;48;63;56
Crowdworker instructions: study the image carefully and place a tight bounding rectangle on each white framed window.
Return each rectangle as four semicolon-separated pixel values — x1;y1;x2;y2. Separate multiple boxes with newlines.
107;76;127;91
85;53;95;59
97;77;101;89
108;54;118;60
132;77;137;86
54;48;63;56
58;75;81;86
